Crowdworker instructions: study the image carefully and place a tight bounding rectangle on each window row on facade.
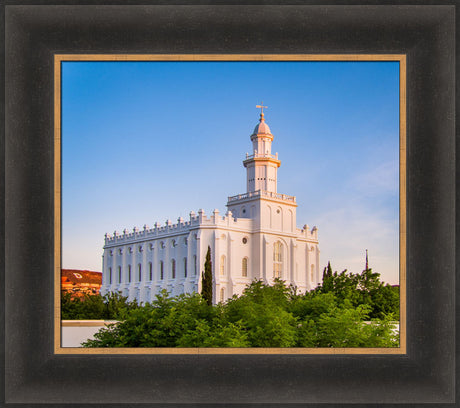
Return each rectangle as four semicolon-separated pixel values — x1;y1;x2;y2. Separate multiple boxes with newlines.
107;255;253;285
107;241;316;285
107;256;196;284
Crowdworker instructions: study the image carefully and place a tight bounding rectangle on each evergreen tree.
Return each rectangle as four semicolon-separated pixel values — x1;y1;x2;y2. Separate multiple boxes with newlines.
201;246;213;306
321;261;334;292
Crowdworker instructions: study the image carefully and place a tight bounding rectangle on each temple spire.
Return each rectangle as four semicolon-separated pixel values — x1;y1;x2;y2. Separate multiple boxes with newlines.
243;106;280;193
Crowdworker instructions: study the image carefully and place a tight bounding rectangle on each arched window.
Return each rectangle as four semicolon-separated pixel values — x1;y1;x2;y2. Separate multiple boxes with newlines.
138;264;142;282
109;267;112;284
171;259;176;279
273;241;283;278
128;265;132;283
242;257;248;277
184;258;187;277
118;266;122;283
149;262;153;281
220;255;226;275
194;255;197;275
220;287;225;303
160;261;164;280
311;265;315;283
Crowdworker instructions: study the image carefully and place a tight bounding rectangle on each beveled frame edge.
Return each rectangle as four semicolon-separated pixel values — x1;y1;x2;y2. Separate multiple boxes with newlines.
54;53;406;355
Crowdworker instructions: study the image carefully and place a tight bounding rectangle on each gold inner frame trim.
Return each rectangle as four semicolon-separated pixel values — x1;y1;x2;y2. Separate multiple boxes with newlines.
54;54;406;355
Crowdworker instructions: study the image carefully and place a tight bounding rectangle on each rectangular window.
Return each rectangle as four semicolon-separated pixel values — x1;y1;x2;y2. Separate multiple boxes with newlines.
184;258;187;277
109;267;112;284
128;265;131;283
273;242;283;278
273;263;282;278
220;256;225;275
242;258;248;277
149;262;153;280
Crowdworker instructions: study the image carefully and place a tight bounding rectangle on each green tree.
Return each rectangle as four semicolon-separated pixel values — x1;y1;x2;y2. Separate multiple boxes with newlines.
201;246;213;306
61;291;138;320
176;320;250;348
83;291;219;347
223;279;298;347
317;263;399;320
82;278;399;349
368;284;400;320
321;261;334;293
315;301;398;347
289;292;337;321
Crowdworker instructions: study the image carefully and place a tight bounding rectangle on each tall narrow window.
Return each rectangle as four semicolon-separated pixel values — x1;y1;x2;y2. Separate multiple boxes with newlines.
220;287;225;303
242;258;248;277
138;264;142;282
109;267;112;284
171;259;176;279
311;265;314;283
184;258;187;277
194;255;197;275
220;255;226;275
160;261;164;280
118;266;121;283
149;262;153;280
273;241;283;278
128;265;132;283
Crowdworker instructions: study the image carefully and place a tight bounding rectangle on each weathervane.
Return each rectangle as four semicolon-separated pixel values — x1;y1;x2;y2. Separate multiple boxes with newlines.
256;102;268;115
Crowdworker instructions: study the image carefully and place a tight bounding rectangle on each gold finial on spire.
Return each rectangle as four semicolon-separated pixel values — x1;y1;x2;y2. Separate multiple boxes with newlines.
256;102;267;121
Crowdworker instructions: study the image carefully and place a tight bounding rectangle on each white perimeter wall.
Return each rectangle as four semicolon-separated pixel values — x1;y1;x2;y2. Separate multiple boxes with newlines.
61;320;117;347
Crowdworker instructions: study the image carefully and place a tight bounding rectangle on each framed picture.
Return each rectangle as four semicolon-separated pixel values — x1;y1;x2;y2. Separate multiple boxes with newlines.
55;54;405;354
3;3;455;405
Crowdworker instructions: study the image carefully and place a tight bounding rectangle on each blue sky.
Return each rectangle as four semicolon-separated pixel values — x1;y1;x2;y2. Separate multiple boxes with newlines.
62;60;400;284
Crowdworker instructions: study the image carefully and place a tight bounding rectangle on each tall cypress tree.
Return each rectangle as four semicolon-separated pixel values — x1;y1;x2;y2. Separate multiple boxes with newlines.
201;246;213;306
321;261;334;293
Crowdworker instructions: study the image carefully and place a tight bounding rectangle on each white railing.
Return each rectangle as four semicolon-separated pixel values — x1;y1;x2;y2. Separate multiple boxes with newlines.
245;152;278;160
228;190;296;203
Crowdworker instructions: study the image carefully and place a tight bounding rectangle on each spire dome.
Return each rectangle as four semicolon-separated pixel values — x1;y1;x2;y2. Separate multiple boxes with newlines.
253;102;272;135
252;115;272;135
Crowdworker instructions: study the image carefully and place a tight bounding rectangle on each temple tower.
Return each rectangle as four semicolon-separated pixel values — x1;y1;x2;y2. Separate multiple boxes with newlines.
243;103;281;193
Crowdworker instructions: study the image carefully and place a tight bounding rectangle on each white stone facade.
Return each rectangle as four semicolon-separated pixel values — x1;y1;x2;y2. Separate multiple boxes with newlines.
101;111;320;304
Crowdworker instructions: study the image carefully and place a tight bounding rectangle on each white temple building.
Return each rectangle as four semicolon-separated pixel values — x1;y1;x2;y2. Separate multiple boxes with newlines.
101;107;320;304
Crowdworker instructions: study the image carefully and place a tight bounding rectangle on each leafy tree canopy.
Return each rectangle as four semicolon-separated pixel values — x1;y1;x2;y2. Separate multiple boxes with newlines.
81;274;399;348
61;291;138;320
318;264;399;320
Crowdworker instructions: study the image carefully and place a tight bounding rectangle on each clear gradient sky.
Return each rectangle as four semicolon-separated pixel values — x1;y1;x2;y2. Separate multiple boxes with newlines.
62;61;400;284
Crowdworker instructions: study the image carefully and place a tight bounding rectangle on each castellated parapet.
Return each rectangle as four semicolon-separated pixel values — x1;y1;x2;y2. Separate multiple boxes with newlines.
104;209;253;246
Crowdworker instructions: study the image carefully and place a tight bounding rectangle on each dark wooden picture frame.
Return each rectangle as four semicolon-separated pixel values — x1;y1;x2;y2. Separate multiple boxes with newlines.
3;3;456;405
